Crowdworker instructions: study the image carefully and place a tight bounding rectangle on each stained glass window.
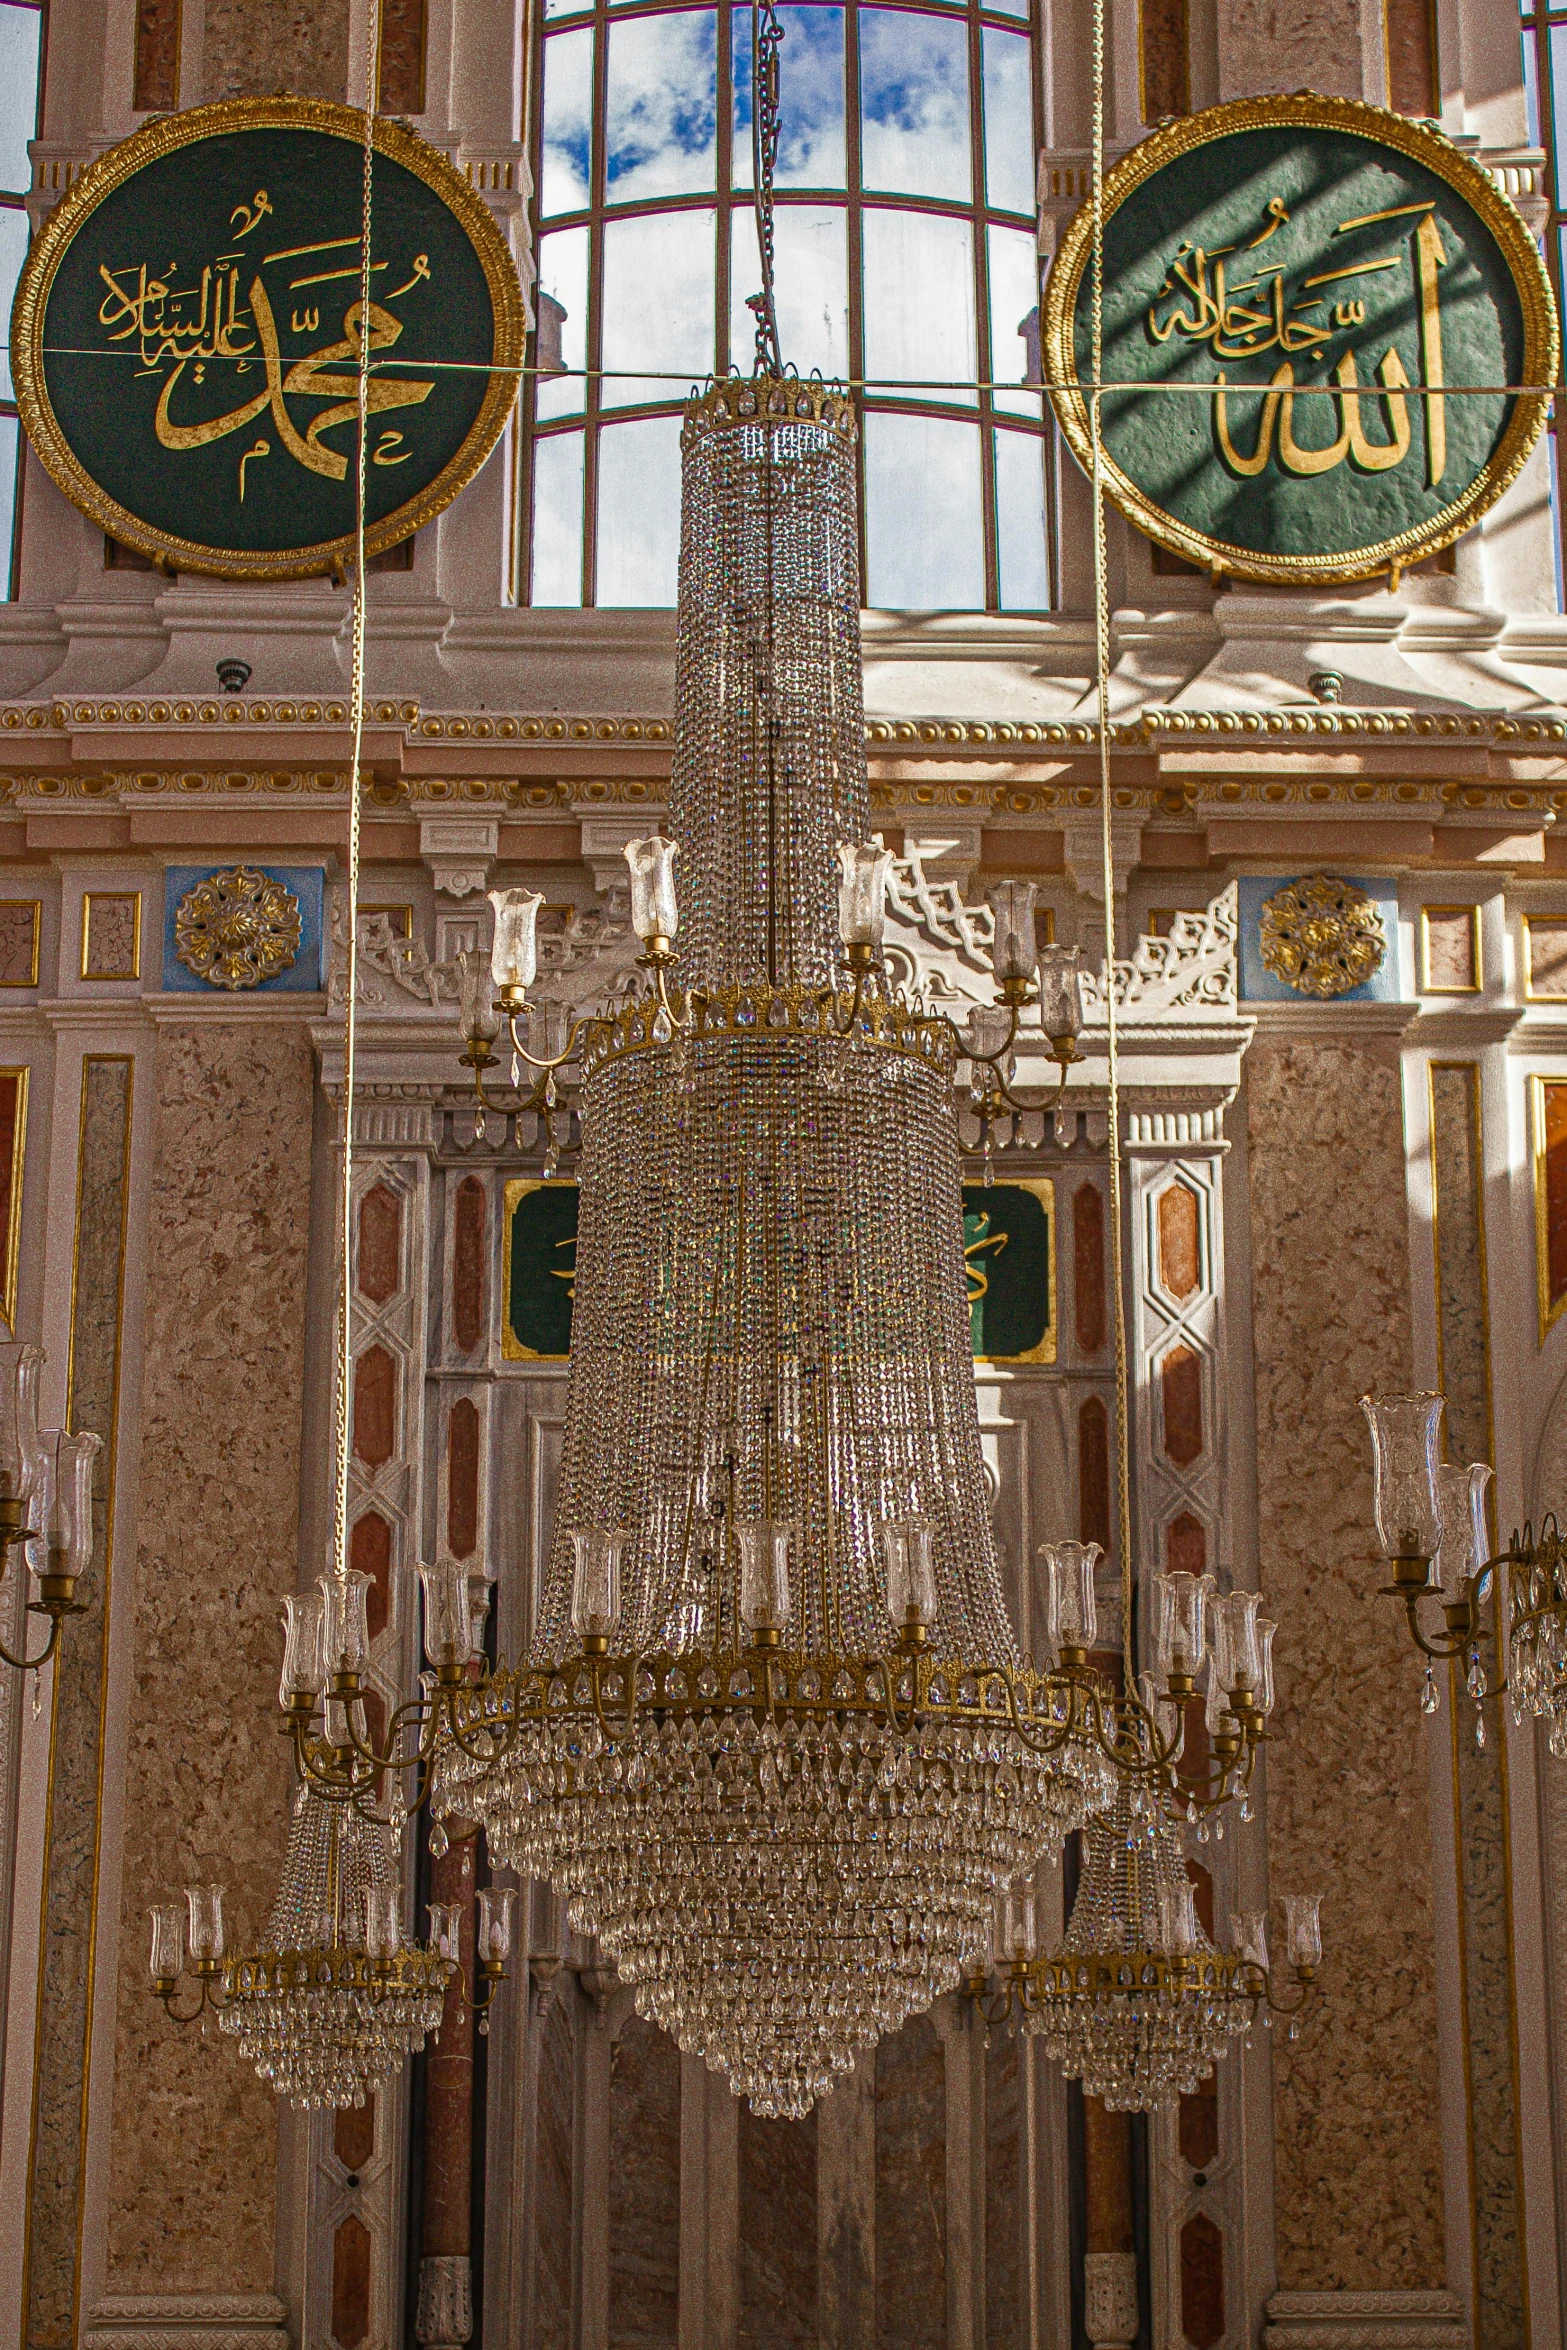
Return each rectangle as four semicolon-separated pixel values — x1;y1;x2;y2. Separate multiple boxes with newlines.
521;0;1052;609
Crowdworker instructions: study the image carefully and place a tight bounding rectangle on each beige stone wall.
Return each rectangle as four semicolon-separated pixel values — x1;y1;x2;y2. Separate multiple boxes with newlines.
201;0;351;103
1246;1038;1447;2290
104;1022;315;2295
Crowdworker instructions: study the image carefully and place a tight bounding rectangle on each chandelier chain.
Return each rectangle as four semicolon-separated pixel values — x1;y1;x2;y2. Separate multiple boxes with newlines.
748;0;784;375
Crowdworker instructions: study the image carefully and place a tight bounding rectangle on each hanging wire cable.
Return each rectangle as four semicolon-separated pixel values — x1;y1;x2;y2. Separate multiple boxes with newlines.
747;0;785;373
1088;0;1135;1688
333;14;379;1587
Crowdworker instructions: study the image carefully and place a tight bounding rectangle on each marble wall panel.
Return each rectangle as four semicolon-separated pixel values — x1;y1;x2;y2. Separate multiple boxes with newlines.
1216;0;1367;99
1245;1039;1446;2289
534;1991;575;2350
984;2031;1020;2350
739;2104;817;2346
104;1022;315;2294
24;1057;132;2350
608;2016;680;2350
201;0;350;101
875;2015;946;2350
1429;1062;1524;2350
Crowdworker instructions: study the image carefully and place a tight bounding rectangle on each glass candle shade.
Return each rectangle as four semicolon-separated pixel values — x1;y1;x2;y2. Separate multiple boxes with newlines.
624;836;681;941
736;1519;794;1634
467;1569;495;1659
1231;1911;1270;1971
185;1883;225;1964
364;1884;403;1961
1433;1460;1492;1594
42;1431;100;1582
0;1340;44;1502
149;1902;185;1983
1155;1569;1211;1675
999;1885;1036;1961
1156;1879;1198;1956
569;1527;628;1643
1283;1893;1323;1969
1036;945;1086;1042
989;879;1039;982
1217;1589;1263;1691
880;1516;938;1629
836;842;893;949
455;947;502;1045
478;1885;515;1962
961;1005;1014;1061
420;1558;473;1668
278;1590;326;1706
1041;1540;1100;1649
488;887;544;994
319;1569;373;1676
1256;1618;1277;1715
428;1902;462;1963
1361;1392;1444;1561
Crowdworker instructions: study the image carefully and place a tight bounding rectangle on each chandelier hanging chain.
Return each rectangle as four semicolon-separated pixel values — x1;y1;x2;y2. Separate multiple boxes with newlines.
748;0;784;376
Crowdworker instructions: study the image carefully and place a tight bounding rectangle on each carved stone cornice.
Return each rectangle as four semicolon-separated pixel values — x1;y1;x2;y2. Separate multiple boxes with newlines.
82;2293;291;2349
1263;2289;1466;2350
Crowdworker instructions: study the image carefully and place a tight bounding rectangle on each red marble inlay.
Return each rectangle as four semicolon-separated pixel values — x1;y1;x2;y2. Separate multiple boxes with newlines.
1078;1396;1110;1552
1166;1510;1206;1575
1073;1183;1106;1354
378;0;427;111
1180;2210;1225;2350
331;2212;373;2350
453;1176;486;1353
1179;2074;1219;2172
133;0;178;109
1157;1181;1200;1301
447;1397;480;1560
357;1182;402;1305
1161;1344;1202;1468
352;1345;396;1470
1543;1082;1567;1317
335;2095;375;2174
1385;0;1435;113
1139;0;1188;121
350;1509;393;1642
424;1839;474;2260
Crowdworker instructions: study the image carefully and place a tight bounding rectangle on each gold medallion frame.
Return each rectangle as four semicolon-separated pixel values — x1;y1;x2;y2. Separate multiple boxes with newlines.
11;97;526;582
1041;94;1559;586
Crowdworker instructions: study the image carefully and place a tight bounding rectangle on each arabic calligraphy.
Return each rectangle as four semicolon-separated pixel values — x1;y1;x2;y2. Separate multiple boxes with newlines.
94;211;436;499
1147;196;1449;487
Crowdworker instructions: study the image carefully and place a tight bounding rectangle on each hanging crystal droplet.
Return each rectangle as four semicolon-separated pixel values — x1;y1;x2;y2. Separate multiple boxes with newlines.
1239;1796;1252;1824
653;1006;674;1045
31;1668;42;1722
1420;1664;1439;1716
543;1147;560;1180
1196;1819;1209;1844
1466;1649;1487;1700
1287;2020;1299;2042
474;1109;487;1145
545;1069;558;1108
1475;1710;1487;1750
1213;1816;1224;1841
511;1049;522;1089
430;1821;449;1859
479;2015;490;2037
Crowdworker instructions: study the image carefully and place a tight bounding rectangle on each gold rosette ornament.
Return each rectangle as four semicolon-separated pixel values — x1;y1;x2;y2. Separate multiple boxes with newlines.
176;864;302;991
1259;873;1386;999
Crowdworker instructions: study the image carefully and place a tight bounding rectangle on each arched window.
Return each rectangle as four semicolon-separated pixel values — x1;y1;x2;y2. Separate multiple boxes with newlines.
521;0;1052;609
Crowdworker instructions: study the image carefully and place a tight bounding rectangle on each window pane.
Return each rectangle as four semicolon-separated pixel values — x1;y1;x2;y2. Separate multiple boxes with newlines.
0;7;38;197
864;410;983;605
0;207;25;401
606;11;718;203
544;0;592;20
1553;24;1567;207
730;203;850;378
860;9;970;203
601;208;716;406
536;225;589;421
862;208;976;399
531;430;586;604
541;27;594;217
994;426;1048;608
1526;24;1542;144
733;5;847;189
985;0;1032;21
981;28;1034;214
987;222;1041;415
597;414;683;603
0;414;17;594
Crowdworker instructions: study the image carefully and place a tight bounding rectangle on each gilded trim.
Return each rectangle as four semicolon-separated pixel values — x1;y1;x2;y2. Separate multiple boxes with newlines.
1531;1074;1567;1343
10;98;525;582
1523;912;1567;1001
1419;904;1483;996
1428;1061;1495;1466
501;1176;575;1363
0;1065;28;1329
1041;94;1559;586
80;890;142;982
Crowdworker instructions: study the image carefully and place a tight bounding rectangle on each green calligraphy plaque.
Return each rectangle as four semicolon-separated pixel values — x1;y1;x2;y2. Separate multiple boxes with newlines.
1042;96;1557;585
962;1179;1055;1364
12;98;524;579
504;1179;578;1361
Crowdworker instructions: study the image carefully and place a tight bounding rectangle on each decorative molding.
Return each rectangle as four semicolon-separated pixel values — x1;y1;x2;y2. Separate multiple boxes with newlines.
1083;2251;1138;2348
82;2293;291;2349
1262;2289;1466;2349
415;2254;474;2347
420;817;498;901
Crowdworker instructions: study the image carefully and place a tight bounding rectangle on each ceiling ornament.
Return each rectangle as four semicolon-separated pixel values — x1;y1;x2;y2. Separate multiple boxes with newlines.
174;864;303;992
1258;872;1387;999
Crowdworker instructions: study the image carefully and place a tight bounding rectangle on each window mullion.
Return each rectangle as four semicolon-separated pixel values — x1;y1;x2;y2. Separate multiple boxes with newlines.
583;0;610;605
970;1;998;608
844;1;868;599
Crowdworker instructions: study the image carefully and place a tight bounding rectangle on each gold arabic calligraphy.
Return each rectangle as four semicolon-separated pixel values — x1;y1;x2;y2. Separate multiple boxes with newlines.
1147;199;1448;488
95;199;436;496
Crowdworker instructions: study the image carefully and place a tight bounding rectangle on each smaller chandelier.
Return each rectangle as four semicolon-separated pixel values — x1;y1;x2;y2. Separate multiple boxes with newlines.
970;1775;1322;2110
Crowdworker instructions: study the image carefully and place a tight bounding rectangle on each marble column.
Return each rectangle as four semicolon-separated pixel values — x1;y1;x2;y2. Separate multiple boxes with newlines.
1245;1039;1447;2289
98;1020;314;2338
416;1843;476;2350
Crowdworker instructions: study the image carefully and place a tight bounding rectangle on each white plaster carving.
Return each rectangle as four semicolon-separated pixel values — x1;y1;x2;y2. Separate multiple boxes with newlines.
415;2254;474;2347
1262;2289;1466;2349
82;2293;291;2348
1079;886;1239;1022
1061;812;1144;907
1083;2250;1139;2348
420;818;499;900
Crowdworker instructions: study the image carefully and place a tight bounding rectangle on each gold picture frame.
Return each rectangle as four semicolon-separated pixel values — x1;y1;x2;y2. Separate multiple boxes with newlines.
1532;1075;1567;1342
11;97;526;582
81;891;142;981
964;1175;1057;1365
0;1067;27;1329
1524;913;1567;1001
1420;903;1483;995
0;900;40;987
1041;93;1558;587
